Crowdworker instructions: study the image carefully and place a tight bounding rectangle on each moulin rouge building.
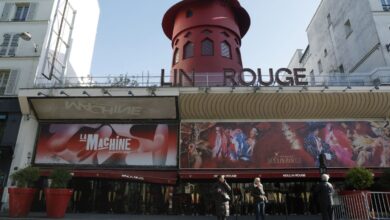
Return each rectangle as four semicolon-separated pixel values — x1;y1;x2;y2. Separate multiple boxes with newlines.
3;0;390;216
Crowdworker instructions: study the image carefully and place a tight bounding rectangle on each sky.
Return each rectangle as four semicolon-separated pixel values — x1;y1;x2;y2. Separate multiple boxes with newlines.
91;0;321;77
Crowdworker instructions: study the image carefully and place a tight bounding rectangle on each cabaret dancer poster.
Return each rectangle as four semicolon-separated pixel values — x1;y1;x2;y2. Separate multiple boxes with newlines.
180;121;390;169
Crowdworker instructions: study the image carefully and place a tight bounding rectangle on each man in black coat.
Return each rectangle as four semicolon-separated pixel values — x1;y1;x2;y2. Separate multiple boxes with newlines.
315;174;335;220
213;175;232;220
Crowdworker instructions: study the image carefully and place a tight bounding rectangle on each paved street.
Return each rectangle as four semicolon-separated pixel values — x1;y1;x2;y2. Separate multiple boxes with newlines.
0;213;321;220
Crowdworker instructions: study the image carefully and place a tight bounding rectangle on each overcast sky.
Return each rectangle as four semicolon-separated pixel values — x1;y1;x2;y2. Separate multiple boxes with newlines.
91;0;321;77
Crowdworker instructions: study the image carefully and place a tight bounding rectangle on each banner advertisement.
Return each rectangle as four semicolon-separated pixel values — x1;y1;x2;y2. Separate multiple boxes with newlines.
35;123;178;167
30;97;177;120
180;121;390;169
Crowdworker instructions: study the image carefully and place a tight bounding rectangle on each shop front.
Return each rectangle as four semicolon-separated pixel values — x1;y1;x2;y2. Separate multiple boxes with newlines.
6;87;390;216
0;98;22;207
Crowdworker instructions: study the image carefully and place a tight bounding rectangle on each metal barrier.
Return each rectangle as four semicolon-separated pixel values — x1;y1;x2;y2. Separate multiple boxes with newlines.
334;191;390;220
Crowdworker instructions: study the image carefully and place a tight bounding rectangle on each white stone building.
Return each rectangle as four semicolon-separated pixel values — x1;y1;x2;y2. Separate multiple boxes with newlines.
289;0;390;86
0;0;100;94
0;0;99;210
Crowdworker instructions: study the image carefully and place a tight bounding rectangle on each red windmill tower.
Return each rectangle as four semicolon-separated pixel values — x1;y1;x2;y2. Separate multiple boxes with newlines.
162;0;250;86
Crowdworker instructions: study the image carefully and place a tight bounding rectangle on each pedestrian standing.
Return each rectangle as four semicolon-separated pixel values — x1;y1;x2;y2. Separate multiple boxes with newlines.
315;174;334;220
250;177;267;220
213;175;232;220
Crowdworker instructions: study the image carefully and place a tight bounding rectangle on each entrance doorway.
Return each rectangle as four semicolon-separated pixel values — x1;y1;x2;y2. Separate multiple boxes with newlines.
28;177;335;216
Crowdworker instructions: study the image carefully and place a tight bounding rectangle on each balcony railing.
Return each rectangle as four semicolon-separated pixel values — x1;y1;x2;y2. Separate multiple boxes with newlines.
32;71;390;89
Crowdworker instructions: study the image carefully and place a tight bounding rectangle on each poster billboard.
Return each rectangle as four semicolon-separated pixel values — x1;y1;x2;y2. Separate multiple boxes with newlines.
35;123;178;167
180;121;390;169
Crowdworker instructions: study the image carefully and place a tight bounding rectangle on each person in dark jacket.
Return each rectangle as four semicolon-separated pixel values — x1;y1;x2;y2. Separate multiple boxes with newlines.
213;175;232;220
250;177;267;220
315;174;335;220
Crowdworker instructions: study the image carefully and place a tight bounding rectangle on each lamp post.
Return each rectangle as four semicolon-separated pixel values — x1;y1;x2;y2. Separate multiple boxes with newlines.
19;32;38;53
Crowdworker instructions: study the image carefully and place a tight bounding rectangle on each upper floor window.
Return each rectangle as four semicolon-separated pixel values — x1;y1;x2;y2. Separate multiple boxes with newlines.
344;19;353;38
0;70;10;95
0;2;36;22
221;41;231;59
186;10;193;18
14;3;29;21
0;33;19;57
382;0;390;11
183;42;194;59
173;48;179;65
201;38;214;56
0;69;18;95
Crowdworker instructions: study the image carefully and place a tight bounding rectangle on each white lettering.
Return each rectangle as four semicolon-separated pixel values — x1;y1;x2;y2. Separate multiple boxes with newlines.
86;134;99;151
64;101;144;116
83;134;132;152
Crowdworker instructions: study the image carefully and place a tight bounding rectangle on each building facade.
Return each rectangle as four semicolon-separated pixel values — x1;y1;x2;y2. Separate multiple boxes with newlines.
289;0;390;86
0;0;99;211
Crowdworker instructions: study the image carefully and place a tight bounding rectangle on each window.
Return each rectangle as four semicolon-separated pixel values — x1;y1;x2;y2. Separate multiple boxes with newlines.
0;114;7;141
382;0;390;11
318;60;323;73
0;34;19;56
183;42;194;59
221;41;231;58
0;70;10;95
186;10;193;18
8;34;19;56
1;2;36;22
201;38;213;56
173;48;179;65
14;3;30;21
0;34;11;56
324;49;328;57
344;19;353;38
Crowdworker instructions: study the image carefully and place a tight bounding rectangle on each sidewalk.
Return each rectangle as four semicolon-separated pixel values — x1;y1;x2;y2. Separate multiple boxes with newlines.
0;213;322;220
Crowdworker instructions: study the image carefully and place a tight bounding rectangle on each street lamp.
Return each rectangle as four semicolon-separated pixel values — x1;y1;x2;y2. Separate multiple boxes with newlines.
19;32;32;41
19;32;38;53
